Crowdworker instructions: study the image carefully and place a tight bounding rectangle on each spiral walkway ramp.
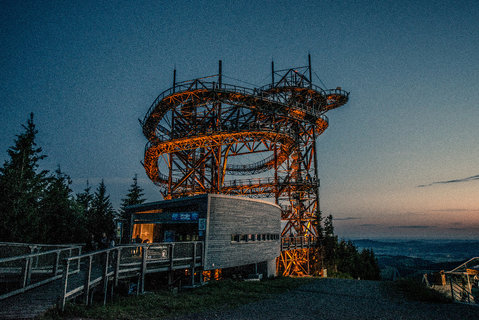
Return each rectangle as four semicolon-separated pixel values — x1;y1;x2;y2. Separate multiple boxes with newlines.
140;58;349;276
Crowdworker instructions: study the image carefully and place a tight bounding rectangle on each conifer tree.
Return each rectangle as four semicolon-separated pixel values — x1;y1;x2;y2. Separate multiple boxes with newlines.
320;213;381;280
76;181;93;219
88;180;116;240
38;167;87;243
119;174;145;243
323;214;338;271
0;113;48;242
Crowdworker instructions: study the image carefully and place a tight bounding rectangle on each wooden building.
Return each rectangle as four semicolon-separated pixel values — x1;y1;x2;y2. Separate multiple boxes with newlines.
127;194;281;277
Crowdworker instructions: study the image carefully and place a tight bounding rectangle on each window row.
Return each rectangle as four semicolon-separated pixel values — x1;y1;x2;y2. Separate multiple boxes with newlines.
231;234;280;243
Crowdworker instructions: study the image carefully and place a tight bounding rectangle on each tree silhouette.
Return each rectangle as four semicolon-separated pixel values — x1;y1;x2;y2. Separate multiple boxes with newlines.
321;214;381;280
0;113;48;242
88;180;116;241
119;174;146;243
38;166;86;243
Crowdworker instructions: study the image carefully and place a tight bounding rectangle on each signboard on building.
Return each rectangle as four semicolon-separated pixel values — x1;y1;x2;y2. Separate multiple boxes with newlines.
171;211;199;221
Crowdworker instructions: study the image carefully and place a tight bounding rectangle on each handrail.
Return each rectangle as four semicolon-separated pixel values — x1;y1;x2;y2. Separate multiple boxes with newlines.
0;242;84;258
142;78;339;130
280;236;320;251
144;118;302;148
0;245;82;300
60;242;203;310
0;247;80;264
447;257;479;274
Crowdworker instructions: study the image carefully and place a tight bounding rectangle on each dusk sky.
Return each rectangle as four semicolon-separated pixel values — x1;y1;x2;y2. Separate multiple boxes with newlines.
1;1;478;239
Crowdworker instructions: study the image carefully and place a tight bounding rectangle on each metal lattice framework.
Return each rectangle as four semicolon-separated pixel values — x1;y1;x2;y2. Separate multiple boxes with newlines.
140;58;349;276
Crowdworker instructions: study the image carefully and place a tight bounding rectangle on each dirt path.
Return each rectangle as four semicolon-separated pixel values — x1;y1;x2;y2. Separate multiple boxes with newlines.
172;278;477;320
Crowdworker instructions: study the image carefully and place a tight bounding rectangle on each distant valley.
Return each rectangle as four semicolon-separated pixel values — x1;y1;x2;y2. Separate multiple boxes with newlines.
351;239;479;279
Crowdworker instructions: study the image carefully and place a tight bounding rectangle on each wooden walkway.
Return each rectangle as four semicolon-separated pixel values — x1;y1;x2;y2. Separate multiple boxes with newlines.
0;275;66;319
0;242;203;319
0;238;315;319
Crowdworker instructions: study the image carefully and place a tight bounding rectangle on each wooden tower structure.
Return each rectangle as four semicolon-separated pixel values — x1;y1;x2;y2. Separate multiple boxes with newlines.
140;56;349;276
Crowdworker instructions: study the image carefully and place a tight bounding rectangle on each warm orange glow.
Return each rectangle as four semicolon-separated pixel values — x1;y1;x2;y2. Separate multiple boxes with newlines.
278;248;321;277
141;71;349;277
132;223;154;243
202;269;222;282
144;130;294;184
136;208;163;214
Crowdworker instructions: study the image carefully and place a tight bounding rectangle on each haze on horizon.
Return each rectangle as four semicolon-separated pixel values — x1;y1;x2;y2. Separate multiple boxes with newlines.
1;0;478;240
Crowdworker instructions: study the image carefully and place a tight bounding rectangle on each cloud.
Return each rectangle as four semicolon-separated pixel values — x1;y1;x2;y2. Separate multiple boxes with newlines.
450;222;463;226
402;211;426;216
388;225;436;229
429;208;479;214
417;174;479;187
333;217;361;221
430;209;471;212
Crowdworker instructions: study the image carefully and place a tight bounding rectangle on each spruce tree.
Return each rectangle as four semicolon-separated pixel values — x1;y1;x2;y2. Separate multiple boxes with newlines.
119;174;145;243
39;167;86;244
320;213;381;279
76;181;93;221
0;113;48;242
88;180;116;240
323;214;338;271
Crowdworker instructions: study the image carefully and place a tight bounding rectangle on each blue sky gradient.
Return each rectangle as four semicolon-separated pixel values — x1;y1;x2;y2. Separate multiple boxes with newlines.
1;0;478;239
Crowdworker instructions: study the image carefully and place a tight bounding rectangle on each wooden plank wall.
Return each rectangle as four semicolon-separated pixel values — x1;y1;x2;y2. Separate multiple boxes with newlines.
204;195;281;270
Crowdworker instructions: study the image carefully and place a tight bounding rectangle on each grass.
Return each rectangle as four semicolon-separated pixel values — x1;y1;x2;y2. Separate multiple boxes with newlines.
41;277;314;320
393;278;452;304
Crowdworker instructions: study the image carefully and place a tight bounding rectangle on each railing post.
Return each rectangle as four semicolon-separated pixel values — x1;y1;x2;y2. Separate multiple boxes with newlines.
53;250;60;276
114;247;121;287
21;257;29;288
76;246;82;272
167;244;175;287
191;242;197;286
140;246;147;293
102;250;110;306
60;259;70;312
169;244;175;271
84;255;92;305
24;257;33;287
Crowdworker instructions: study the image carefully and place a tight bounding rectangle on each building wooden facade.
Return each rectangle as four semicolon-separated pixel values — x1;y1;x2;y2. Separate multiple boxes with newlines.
127;194;281;276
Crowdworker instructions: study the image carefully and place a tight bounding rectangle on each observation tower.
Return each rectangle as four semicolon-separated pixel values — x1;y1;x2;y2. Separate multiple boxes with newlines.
140;56;349;276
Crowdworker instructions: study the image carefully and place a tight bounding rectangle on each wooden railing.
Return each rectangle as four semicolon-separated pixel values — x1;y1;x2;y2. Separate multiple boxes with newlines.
446;257;479;305
281;236;319;251
0;245;82;300
60;242;203;310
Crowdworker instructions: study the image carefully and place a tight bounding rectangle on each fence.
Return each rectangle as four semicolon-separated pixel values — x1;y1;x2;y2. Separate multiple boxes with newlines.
446;257;479;305
281;236;319;251
0;244;82;300
59;241;203;310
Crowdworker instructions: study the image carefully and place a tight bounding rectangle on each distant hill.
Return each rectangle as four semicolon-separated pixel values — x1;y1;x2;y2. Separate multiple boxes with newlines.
350;239;478;279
